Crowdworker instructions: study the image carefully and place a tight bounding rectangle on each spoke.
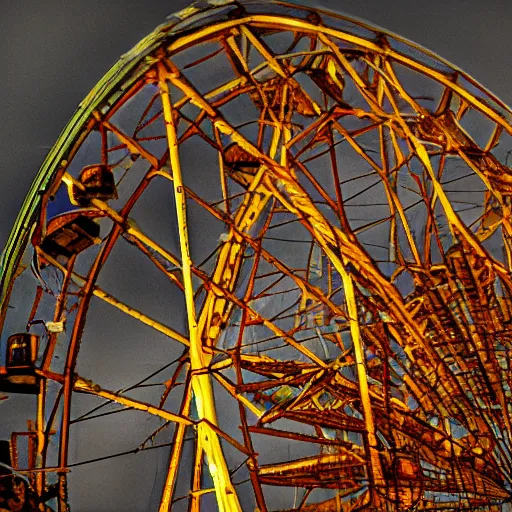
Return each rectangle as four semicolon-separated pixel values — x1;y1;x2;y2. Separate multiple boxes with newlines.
39;250;189;346
73;376;192;425
159;373;192;512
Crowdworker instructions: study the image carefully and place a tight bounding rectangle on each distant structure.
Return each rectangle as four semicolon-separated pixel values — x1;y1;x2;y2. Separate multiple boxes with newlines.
0;1;511;510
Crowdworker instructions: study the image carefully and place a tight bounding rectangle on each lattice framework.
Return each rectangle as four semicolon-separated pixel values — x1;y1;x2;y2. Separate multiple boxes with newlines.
1;2;512;511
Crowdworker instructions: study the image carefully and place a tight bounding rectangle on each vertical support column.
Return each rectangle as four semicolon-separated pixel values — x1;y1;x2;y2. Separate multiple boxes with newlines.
188;438;204;512
159;376;192;512
35;378;46;508
338;263;385;493
158;62;242;512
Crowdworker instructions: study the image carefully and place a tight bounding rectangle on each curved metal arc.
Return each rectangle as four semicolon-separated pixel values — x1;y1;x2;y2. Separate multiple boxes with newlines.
53;153;170;509
1;4;512;510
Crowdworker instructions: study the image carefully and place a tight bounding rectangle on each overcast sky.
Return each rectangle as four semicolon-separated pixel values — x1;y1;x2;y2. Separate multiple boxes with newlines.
0;0;510;253
0;1;511;510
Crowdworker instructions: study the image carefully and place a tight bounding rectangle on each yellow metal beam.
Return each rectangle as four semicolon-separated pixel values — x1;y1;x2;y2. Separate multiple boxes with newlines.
158;62;242;512
159;377;192;512
74;376;193;425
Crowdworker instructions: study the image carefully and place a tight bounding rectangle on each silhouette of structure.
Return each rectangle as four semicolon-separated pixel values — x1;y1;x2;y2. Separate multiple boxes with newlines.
1;1;512;510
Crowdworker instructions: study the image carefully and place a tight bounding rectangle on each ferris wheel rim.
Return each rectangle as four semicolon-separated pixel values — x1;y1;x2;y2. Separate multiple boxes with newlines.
1;3;512;509
1;0;511;314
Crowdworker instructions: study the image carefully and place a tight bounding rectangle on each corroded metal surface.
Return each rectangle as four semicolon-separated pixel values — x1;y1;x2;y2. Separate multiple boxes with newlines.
1;1;512;510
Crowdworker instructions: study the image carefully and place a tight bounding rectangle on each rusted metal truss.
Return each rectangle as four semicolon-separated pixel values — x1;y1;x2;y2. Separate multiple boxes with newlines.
1;1;512;511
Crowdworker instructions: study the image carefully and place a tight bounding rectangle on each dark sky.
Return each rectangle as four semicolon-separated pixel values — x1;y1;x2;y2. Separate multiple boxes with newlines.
0;0;510;253
0;1;511;510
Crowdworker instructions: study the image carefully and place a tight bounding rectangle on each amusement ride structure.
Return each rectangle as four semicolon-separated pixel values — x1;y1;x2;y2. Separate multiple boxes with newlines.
0;1;512;510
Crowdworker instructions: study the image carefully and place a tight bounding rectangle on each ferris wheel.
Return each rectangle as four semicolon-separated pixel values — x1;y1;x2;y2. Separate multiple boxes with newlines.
1;1;512;510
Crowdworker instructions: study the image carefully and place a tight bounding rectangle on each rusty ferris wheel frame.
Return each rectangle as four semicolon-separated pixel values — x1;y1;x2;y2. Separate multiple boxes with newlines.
1;0;512;510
